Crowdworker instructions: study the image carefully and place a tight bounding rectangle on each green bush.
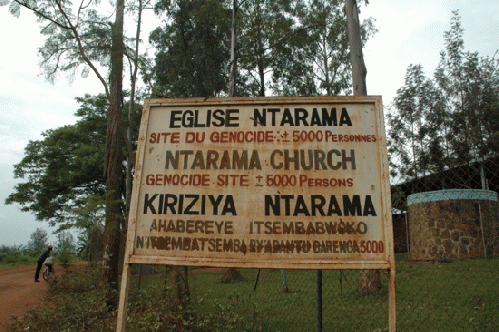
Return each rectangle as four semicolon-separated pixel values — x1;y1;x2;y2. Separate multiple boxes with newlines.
0;246;36;267
55;247;76;266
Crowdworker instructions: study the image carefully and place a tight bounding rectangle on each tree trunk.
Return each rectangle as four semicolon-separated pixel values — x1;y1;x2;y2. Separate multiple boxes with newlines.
126;0;143;216
345;0;381;292
228;0;238;97
345;0;367;96
224;0;242;283
102;0;125;311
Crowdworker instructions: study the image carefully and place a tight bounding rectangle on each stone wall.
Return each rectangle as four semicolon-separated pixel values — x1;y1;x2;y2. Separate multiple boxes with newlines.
407;190;499;260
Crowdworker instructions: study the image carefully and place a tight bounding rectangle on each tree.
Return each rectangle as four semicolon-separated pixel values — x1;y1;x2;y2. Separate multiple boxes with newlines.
435;11;499;168
148;0;375;98
301;0;350;96
56;230;75;249
389;11;499;185
6;94;108;225
5;94;119;224
270;0;375;96
100;0;126;310
388;64;447;181
149;0;231;98
236;0;301;96
28;228;48;254
68;193;106;261
126;0;151;215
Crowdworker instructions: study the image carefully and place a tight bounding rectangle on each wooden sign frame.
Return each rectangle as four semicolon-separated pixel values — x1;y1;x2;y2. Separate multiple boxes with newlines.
117;96;396;331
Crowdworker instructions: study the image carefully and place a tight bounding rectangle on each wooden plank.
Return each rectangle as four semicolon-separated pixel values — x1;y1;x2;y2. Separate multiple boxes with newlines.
388;268;397;331
116;262;131;332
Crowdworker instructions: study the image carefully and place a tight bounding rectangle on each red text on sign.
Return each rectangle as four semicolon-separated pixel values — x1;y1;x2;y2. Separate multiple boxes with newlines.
360;241;384;254
217;174;249;186
146;174;210;186
149;132;181;144
210;130;274;143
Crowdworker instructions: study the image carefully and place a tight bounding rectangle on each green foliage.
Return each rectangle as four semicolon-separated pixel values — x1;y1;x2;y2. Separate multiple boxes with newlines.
125;283;260;331
6;265;261;331
0;252;33;266
236;0;300;96
389;11;499;182
149;0;375;98
1;0;114;84
55;248;75;265
54;232;77;265
435;13;499;166
389;64;446;180
271;0;376;96
150;0;231;97
0;245;36;268
5;94;108;225
56;230;75;249
27;228;49;255
66;194;106;260
5;94;140;228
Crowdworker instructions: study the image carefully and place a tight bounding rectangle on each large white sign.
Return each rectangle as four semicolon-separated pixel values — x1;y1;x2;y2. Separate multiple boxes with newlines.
124;96;394;270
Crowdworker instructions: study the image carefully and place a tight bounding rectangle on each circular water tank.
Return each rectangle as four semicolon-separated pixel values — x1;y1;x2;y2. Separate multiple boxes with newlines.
407;189;498;260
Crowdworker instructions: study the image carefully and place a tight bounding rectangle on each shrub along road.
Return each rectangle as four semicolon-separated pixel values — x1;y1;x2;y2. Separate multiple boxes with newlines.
0;264;47;331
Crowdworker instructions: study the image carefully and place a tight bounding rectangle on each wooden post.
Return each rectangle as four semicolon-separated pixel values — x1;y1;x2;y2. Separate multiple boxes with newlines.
388;268;397;331
116;262;131;331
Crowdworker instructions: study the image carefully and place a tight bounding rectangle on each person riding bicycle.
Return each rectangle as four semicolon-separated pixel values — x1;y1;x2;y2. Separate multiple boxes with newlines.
34;245;53;282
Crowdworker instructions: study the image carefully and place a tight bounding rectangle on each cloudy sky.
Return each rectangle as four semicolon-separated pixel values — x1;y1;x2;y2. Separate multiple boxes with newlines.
0;0;497;247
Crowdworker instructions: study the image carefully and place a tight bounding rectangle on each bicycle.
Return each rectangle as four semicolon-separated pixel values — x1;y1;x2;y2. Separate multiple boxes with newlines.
42;257;55;281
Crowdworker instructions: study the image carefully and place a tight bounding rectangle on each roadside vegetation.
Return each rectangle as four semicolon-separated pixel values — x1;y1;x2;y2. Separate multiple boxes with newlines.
0;245;37;268
0;228;82;269
0;244;80;269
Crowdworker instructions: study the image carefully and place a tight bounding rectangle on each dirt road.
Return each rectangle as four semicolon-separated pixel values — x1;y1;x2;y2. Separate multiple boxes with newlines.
0;264;48;331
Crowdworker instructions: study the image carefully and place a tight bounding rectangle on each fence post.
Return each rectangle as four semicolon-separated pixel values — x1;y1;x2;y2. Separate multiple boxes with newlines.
253;269;261;291
280;270;289;292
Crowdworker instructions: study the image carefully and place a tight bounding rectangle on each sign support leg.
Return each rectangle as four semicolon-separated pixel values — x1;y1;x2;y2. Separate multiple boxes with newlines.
388;268;397;331
117;262;132;332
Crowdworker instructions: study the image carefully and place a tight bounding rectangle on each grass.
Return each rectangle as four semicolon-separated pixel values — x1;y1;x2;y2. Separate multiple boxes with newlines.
394;257;499;332
6;256;499;331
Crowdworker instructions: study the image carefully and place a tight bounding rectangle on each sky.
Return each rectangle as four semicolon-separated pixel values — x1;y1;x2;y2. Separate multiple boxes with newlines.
0;0;498;247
